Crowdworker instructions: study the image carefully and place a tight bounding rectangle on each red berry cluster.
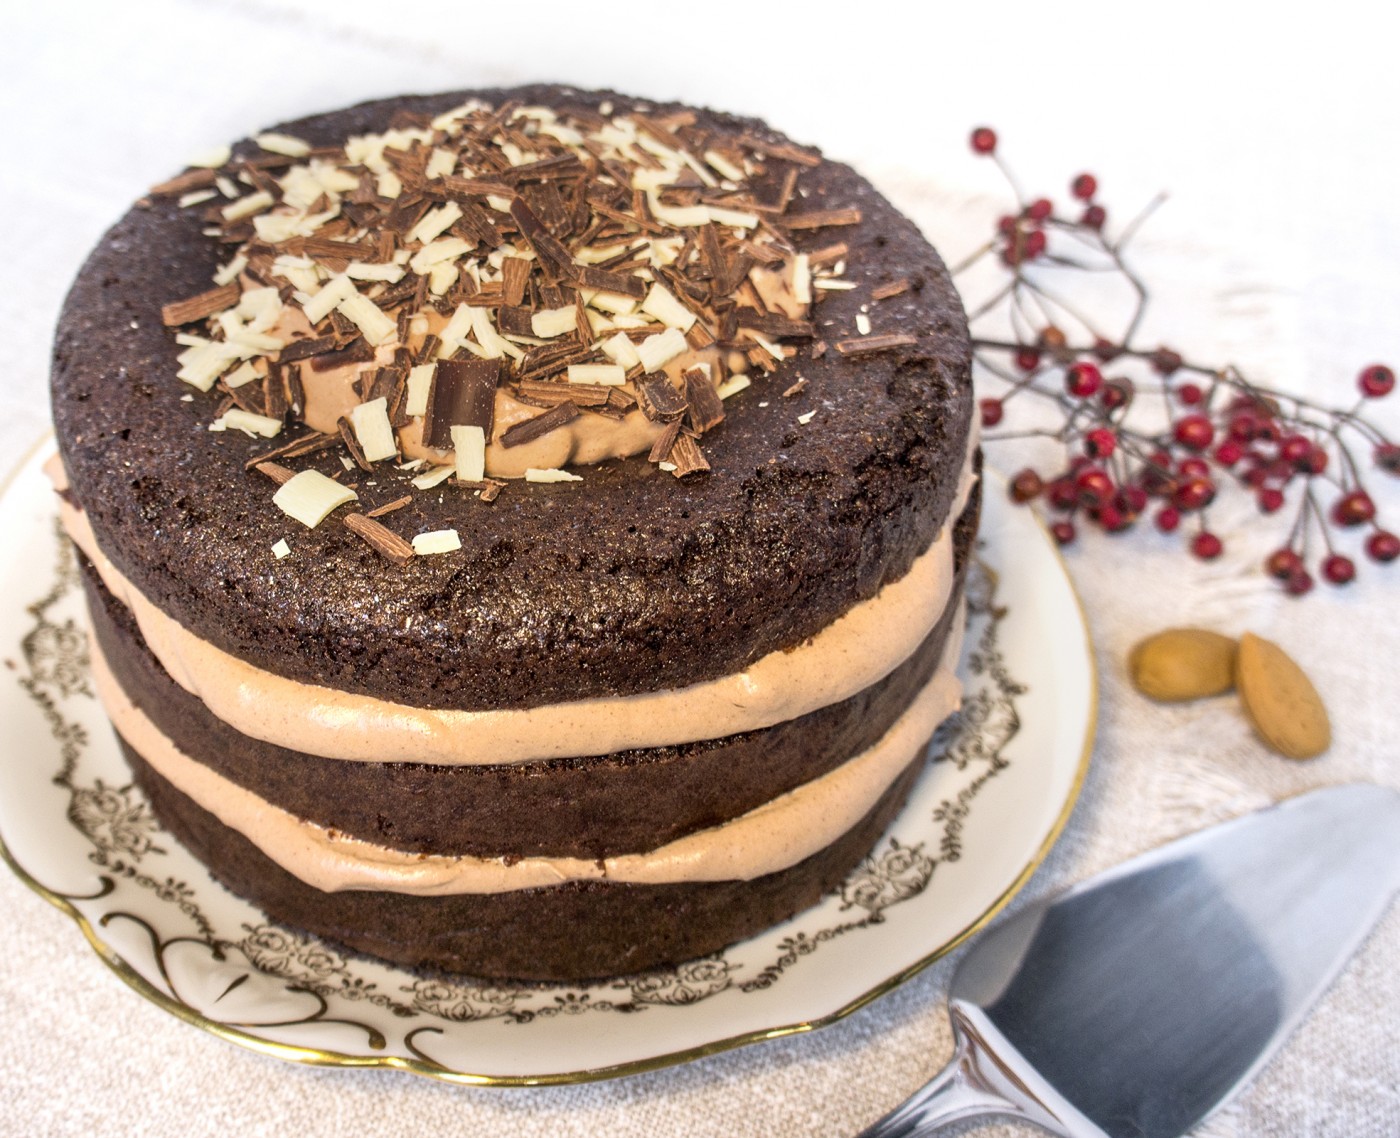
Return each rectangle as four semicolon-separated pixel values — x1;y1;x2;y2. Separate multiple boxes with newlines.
964;128;1398;595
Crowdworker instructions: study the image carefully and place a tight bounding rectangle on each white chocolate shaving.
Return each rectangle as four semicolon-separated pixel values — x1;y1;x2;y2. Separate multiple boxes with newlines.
531;306;578;338
525;468;584;483
186;145;231;169
407;202;463;245
567;364;626;386
300;275;356;325
255;132;311;158
213;254;247;287
350;398;397;462
411;466;455;490
640;283;696;332
636;327;689;372
452;425;486;482
346;261;406;283
272;470;358;528
717;374;752;400
221;191;274;222
599;331;641;369
405;364;435;418
412;529;462;555
336;293;397;347
212;409;283;438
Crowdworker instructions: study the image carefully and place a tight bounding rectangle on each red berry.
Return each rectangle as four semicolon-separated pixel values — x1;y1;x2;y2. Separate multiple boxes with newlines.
1051;520;1076;546
1242;463;1270;488
1332;490;1376;527
1266;549;1302;579
1023;229;1047;258
1192;532;1223;560
1376;444;1400;474
997;214;1018;235
1009;468;1042;503
1065;361;1103;397
1084;427;1117;459
1174;414;1215;451
1047;478;1079;510
1153;348;1184;375
1015;347;1042;371
970;127;997;155
1026;198;1053;222
1228;412;1258;442
1092;338;1121;363
1279;435;1312;465
1080;204;1107;229
1071;173;1098;200
979;397;1004;427
1367;531;1400;562
1096;504;1128;531
1075;466;1115;505
1177;456;1210;480
1177;382;1204;406
1214;440;1244;466
1285;569;1315;596
1174;477;1216;511
1301;446;1328;475
1359;364;1395;398
1155;506;1181;533
1254;418;1281;444
1117;485;1148;515
1322;554;1356;585
1257;487;1285;514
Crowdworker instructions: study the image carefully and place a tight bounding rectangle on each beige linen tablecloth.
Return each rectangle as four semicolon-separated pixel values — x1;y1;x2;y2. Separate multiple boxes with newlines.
3;3;1397;1134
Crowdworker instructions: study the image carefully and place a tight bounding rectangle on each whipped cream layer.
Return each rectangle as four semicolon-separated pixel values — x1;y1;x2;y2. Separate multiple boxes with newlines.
92;607;964;894
54;436;977;767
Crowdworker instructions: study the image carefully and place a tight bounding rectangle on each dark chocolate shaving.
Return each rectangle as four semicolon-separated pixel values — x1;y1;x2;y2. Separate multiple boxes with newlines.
422;358;503;448
636;377;688;422
343;513;415;565
834;334;918;355
499;401;580;448
337;416;374;472
365;495;412;518
684;369;725;434
161;282;240;326
666;434;710;477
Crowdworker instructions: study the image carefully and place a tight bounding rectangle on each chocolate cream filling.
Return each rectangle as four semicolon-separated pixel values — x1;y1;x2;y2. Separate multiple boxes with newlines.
92;604;963;895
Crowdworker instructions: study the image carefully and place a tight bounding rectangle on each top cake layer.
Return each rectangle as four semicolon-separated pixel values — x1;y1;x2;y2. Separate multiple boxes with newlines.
51;84;972;711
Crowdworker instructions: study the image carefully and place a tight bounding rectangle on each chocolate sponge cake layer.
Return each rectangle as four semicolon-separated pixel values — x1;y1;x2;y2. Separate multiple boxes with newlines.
83;484;977;860
52;84;973;712
118;734;930;982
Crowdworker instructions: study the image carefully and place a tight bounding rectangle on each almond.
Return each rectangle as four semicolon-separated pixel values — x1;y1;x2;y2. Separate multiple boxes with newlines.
1129;628;1238;702
1235;632;1331;759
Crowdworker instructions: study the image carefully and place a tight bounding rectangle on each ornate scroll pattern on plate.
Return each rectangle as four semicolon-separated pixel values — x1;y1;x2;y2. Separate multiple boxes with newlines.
14;528;1023;1035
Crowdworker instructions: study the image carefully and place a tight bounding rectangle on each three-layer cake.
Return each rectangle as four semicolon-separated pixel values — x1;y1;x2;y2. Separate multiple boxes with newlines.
50;85;976;981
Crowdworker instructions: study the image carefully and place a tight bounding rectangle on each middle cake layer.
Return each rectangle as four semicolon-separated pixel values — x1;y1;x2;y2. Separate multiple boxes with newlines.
82;489;977;862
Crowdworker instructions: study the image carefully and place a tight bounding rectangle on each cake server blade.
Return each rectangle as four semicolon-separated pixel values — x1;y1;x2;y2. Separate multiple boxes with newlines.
857;783;1400;1138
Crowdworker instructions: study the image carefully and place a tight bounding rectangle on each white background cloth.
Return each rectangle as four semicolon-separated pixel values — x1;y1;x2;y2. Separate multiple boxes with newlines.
2;2;1398;1134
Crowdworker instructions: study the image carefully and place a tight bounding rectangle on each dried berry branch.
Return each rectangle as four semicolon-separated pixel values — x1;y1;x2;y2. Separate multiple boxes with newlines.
960;127;1398;594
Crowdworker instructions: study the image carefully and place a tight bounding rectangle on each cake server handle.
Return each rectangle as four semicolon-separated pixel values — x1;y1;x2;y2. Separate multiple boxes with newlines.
855;1017;1075;1137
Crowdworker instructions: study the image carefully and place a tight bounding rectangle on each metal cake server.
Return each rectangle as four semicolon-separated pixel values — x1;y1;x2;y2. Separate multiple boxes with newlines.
858;783;1400;1138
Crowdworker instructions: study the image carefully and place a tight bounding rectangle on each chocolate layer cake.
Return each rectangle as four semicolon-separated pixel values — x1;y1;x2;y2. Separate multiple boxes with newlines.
50;85;976;981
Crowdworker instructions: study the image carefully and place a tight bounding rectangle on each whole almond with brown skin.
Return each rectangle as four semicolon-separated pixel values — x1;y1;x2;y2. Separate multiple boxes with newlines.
1129;628;1238;702
1235;632;1331;759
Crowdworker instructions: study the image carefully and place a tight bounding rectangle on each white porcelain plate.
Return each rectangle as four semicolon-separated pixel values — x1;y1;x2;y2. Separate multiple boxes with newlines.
0;441;1094;1085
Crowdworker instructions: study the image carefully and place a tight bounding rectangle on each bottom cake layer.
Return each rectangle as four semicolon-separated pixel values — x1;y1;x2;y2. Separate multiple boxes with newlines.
118;736;931;981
